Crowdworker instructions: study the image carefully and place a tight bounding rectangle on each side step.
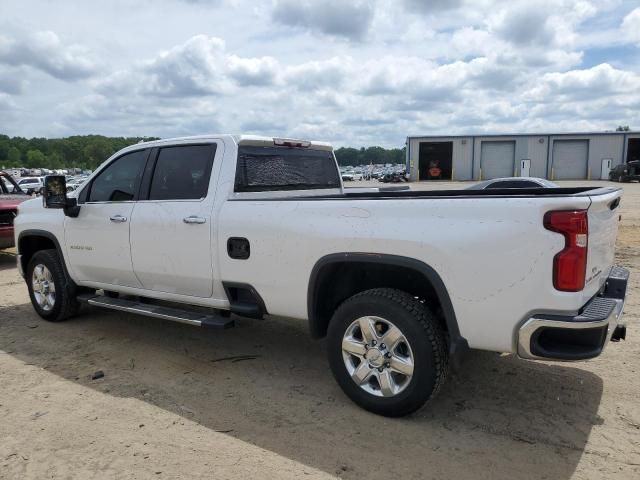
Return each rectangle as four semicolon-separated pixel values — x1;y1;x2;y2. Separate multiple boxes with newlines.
77;294;234;329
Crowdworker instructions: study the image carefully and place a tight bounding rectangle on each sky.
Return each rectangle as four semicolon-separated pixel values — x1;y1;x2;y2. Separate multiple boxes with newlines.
0;0;639;148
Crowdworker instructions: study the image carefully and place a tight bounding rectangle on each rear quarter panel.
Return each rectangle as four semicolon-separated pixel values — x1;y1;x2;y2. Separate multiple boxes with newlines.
218;194;593;353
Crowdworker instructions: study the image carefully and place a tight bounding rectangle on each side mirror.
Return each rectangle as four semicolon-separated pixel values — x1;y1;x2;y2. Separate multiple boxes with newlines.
43;175;67;208
43;175;80;217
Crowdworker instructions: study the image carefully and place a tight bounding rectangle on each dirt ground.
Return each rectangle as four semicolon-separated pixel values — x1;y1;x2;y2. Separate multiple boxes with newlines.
1;180;639;480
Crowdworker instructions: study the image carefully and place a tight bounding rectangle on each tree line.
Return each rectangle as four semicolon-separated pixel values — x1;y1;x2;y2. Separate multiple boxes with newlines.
334;146;406;167
0;134;405;171
0;134;159;171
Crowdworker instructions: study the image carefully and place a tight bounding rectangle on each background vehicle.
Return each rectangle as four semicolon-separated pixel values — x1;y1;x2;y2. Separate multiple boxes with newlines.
467;177;558;190
609;161;640;182
0;171;28;249
14;135;628;417
17;177;43;195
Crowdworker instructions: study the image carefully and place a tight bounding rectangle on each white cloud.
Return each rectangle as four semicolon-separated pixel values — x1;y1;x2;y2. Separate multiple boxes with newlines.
0;31;96;80
272;0;375;40
621;7;640;45
0;0;639;146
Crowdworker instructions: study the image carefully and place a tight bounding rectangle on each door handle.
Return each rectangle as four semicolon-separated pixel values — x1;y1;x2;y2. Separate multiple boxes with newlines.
183;215;206;224
109;215;127;223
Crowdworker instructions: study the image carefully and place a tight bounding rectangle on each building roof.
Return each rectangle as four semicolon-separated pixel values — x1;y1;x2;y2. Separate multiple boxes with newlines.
407;131;640;140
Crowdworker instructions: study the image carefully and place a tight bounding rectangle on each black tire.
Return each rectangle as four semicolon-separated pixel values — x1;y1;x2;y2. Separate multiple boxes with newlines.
327;288;448;417
26;249;79;322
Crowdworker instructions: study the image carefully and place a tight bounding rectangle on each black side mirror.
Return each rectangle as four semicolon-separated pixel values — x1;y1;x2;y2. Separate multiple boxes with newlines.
43;176;67;208
43;175;80;217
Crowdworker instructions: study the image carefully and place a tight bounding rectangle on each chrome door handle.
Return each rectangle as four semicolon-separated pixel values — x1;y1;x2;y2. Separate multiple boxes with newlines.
109;215;127;223
183;216;206;224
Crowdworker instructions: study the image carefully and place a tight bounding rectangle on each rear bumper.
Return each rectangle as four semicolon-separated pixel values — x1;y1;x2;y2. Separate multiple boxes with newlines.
518;266;629;361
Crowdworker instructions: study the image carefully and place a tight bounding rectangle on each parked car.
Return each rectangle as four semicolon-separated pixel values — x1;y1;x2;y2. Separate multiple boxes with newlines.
0;171;29;249
17;177;44;195
467;177;558;190
609;161;640;183
14;135;628;417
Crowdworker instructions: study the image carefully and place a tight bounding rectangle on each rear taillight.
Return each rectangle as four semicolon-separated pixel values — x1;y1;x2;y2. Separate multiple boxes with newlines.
544;210;588;292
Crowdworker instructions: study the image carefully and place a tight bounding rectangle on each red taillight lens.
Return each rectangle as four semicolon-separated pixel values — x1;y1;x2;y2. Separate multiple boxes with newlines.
543;210;588;292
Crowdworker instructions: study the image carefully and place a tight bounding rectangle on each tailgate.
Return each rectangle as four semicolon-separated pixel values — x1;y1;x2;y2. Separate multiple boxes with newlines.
583;188;622;300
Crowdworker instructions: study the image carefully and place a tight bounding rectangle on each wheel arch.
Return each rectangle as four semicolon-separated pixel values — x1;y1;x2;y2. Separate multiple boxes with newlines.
18;229;72;281
307;253;467;356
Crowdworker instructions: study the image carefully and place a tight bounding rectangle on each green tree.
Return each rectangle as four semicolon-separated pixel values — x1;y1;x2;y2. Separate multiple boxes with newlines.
25;149;46;168
616;125;631;131
7;146;21;166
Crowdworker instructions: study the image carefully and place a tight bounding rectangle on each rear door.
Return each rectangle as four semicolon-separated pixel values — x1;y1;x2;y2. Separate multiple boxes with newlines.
129;142;220;298
582;188;623;301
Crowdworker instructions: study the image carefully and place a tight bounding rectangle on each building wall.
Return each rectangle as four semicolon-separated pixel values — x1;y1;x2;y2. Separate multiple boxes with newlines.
408;133;635;181
471;136;548;180
407;136;473;181
547;134;625;180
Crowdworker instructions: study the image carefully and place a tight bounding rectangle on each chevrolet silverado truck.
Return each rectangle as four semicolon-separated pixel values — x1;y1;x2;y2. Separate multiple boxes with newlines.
14;135;629;416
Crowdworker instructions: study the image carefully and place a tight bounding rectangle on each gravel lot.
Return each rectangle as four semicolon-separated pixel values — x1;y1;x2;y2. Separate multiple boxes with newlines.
1;180;638;480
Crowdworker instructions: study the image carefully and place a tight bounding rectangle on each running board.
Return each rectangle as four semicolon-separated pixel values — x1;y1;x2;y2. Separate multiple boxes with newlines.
77;294;234;329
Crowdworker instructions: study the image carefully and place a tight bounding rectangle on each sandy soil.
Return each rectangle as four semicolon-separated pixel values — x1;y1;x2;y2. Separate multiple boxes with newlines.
1;180;639;480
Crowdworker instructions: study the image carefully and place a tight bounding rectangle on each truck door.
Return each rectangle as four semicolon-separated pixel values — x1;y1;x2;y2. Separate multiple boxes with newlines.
64;149;149;287
129;142;221;298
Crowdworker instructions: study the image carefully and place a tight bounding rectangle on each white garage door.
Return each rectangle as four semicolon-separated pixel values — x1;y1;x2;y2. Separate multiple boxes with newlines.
480;141;515;179
552;140;588;179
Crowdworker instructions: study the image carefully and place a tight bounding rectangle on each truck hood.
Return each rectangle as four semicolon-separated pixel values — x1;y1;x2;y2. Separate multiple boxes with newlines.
0;194;30;209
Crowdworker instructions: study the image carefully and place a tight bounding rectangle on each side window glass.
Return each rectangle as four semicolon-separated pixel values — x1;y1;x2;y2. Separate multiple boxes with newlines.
149;144;215;201
89;149;148;202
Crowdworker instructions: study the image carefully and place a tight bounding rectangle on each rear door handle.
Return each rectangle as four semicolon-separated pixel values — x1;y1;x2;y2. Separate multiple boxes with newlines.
183;216;206;224
109;215;127;223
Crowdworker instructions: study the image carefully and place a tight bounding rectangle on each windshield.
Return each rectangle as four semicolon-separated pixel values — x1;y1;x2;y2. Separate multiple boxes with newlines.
235;146;341;192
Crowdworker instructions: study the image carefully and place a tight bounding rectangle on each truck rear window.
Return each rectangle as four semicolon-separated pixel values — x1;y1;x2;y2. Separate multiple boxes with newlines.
235;146;340;192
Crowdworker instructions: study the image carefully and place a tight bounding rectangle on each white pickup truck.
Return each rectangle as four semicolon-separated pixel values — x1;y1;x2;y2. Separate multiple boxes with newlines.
14;135;629;417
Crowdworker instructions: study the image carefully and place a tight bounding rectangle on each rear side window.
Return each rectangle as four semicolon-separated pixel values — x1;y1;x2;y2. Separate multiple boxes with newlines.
89;149;148;202
149;144;216;200
235;146;340;192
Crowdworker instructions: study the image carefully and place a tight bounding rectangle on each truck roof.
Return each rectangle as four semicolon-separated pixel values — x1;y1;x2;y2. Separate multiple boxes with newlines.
128;134;333;151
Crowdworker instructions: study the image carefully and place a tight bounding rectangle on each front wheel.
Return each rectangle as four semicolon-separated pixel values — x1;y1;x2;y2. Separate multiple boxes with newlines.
327;288;449;417
27;249;79;322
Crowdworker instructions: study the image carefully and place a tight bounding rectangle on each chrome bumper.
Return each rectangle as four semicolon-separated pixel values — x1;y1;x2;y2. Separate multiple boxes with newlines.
518;266;629;361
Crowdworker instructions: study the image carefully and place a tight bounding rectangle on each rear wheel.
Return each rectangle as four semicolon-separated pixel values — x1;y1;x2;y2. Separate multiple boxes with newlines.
27;249;79;322
327;288;448;417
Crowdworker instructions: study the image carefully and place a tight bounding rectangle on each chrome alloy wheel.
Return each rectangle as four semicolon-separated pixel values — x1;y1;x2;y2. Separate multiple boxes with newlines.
32;264;56;311
341;316;415;397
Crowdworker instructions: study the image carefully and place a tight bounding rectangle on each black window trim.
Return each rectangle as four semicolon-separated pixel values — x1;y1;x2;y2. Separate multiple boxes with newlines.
138;142;217;202
80;148;152;204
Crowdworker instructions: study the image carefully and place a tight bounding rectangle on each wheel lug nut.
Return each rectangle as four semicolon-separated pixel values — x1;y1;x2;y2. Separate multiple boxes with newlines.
380;343;386;349
371;340;377;346
385;352;391;358
377;367;383;372
385;362;390;368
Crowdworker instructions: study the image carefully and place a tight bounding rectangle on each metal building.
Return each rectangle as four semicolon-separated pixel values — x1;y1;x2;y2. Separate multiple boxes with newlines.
406;131;640;181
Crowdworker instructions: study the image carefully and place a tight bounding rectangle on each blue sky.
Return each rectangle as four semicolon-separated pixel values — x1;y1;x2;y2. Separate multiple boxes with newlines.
0;0;639;147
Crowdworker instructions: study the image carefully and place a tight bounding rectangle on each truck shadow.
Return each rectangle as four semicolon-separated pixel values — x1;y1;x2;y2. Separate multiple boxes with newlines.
0;303;604;480
0;249;17;272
